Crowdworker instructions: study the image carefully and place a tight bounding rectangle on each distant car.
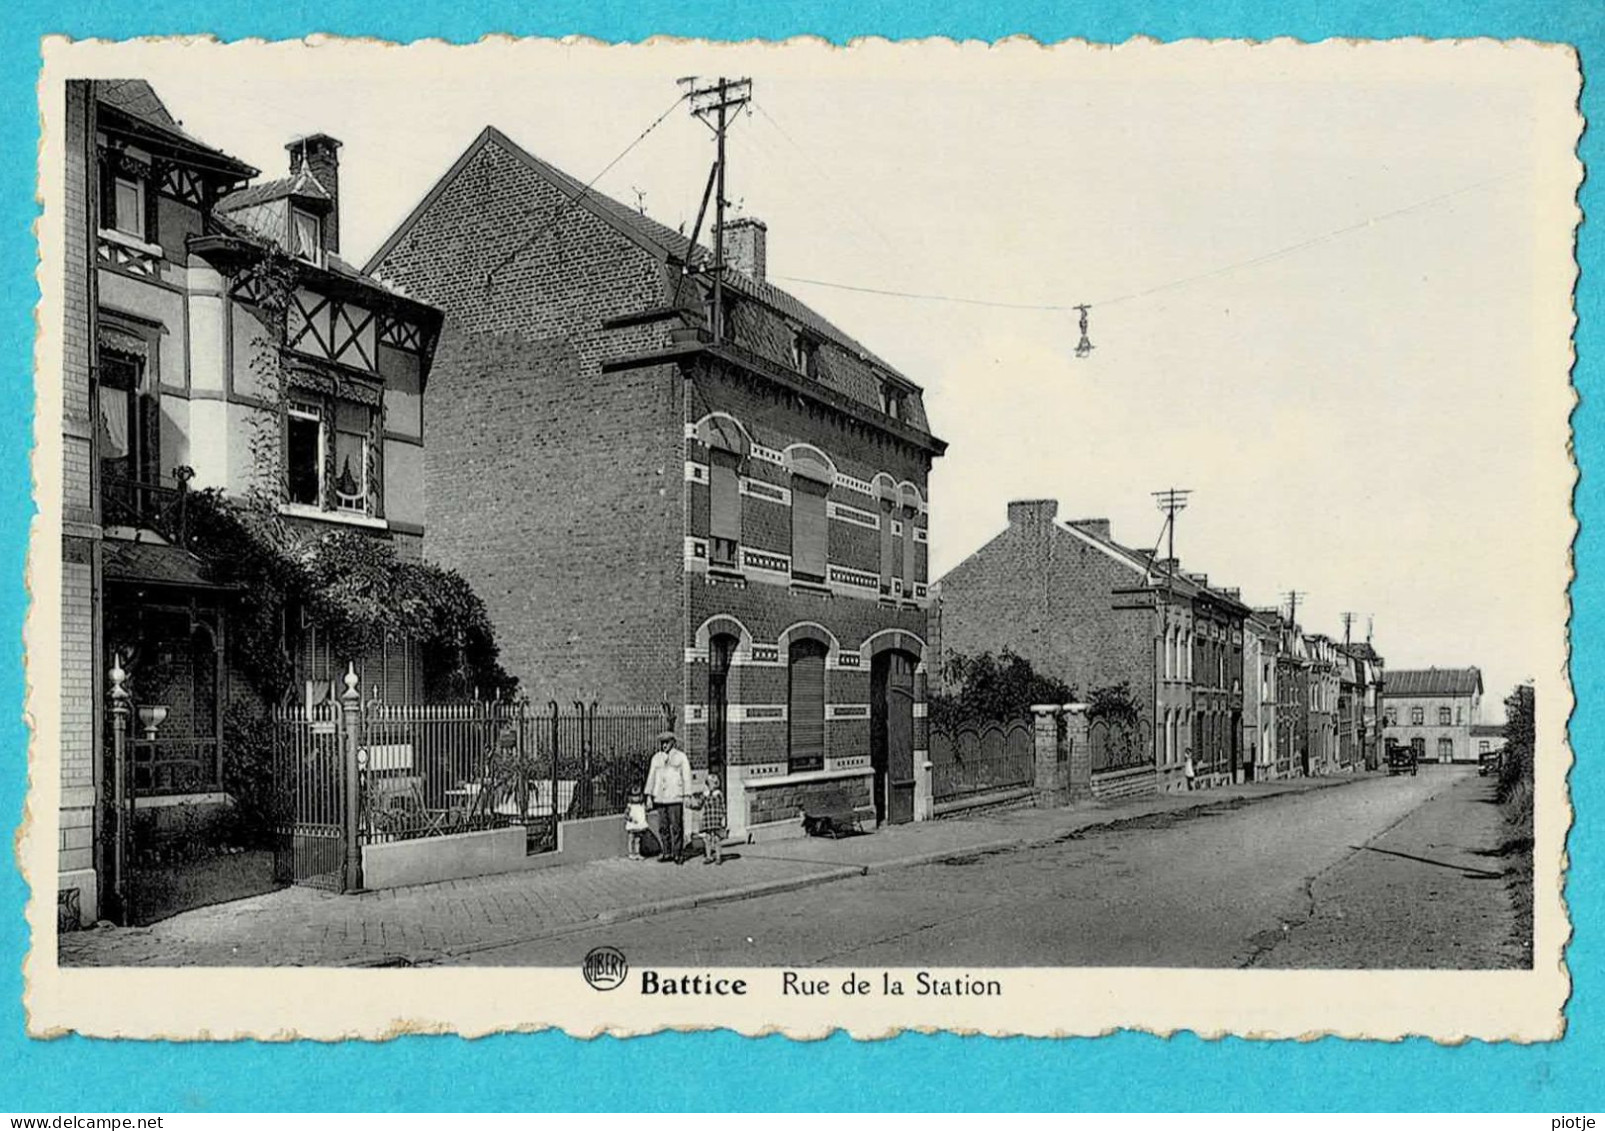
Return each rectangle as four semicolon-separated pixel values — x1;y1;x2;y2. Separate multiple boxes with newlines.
1387;746;1418;776
1479;751;1503;777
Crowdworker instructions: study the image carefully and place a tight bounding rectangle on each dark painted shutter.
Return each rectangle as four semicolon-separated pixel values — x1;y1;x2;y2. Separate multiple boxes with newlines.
709;451;741;541
791;479;828;581
901;508;919;591
879;501;896;593
788;641;827;771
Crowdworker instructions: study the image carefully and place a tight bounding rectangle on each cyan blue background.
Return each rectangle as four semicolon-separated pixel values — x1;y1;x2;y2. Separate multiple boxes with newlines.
2;1;1597;1112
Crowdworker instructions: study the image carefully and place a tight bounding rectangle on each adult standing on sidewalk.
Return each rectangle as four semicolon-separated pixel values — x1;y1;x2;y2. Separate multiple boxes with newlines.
644;730;694;864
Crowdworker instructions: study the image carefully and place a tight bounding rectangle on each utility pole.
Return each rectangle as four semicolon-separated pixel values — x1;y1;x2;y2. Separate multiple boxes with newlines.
1284;590;1307;627
682;76;752;345
1151;488;1192;584
1341;611;1354;646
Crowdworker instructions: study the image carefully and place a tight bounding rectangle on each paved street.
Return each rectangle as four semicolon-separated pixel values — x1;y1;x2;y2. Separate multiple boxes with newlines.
58;768;1526;970
450;767;1526;969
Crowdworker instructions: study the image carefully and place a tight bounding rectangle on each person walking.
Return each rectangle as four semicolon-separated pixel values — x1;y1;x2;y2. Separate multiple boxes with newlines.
1184;748;1197;791
644;730;693;864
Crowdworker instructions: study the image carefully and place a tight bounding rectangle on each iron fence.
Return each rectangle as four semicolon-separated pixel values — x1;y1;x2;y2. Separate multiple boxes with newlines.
930;717;1035;803
270;696;670;890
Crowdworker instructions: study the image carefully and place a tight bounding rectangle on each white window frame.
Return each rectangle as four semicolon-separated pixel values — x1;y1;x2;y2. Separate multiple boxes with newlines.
291;207;323;266
286;402;326;508
112;173;145;240
332;404;371;515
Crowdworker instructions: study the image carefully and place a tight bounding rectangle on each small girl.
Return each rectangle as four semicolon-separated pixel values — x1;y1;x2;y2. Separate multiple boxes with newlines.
624;790;649;860
695;775;728;865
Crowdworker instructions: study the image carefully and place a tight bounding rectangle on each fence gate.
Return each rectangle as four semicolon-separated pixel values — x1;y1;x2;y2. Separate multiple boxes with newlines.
271;699;348;890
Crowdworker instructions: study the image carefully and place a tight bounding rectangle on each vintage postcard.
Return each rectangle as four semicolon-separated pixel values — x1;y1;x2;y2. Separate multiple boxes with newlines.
23;34;1577;1041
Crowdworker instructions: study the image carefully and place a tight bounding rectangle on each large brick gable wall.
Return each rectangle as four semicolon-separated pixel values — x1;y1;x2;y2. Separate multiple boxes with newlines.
370;134;686;703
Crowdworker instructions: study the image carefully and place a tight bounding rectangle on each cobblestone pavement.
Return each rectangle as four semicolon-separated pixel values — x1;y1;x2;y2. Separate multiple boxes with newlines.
57;773;1361;968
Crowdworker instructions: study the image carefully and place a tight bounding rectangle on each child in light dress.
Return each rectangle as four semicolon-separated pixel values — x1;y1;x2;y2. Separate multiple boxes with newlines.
624;790;649;860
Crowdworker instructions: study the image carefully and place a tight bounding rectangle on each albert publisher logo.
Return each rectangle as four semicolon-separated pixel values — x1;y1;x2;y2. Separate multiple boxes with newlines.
582;946;628;991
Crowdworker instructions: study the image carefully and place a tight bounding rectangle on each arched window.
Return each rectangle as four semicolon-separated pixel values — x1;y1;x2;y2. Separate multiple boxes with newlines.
787;639;828;773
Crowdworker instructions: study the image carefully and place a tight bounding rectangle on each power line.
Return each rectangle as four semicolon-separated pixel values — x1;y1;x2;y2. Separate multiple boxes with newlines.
750;100;898;254
775;170;1514;314
483;93;687;289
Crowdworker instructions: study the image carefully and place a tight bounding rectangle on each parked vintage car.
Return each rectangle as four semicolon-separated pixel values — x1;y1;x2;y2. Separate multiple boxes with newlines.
1479;750;1504;777
1386;745;1418;776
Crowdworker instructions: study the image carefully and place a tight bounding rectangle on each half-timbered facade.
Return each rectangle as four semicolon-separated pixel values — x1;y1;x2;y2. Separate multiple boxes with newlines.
58;80;439;923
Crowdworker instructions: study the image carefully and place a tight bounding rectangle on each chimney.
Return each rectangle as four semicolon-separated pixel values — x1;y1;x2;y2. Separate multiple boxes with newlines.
1185;571;1208;586
1222;587;1241;600
1069;517;1111;541
287;133;342;254
1007;499;1059;528
1158;558;1181;575
720;217;767;281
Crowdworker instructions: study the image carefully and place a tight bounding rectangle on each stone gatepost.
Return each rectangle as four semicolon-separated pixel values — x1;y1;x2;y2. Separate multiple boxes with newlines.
1031;705;1067;808
1062;702;1092;803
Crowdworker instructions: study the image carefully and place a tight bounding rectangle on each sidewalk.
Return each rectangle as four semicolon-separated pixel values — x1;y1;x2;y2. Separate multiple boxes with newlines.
57;773;1364;968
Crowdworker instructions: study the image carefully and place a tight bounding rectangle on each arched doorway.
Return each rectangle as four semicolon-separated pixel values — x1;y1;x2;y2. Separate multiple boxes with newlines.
871;650;917;825
707;633;737;787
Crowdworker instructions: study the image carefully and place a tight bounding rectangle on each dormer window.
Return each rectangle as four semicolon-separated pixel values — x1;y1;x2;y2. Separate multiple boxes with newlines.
880;383;907;421
291;207;322;264
791;334;820;379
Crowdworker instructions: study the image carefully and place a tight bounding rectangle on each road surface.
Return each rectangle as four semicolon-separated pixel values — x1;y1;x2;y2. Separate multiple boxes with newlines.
446;766;1527;969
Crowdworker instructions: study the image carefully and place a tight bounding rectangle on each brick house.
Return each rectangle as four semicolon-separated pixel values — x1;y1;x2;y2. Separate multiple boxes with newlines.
57;80;439;922
1339;641;1386;770
1243;611;1278;781
1382;667;1484;764
931;500;1250;794
1304;634;1342;774
366;127;945;838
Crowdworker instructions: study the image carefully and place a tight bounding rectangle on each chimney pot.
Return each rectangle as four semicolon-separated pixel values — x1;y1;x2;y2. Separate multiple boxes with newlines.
719;217;767;281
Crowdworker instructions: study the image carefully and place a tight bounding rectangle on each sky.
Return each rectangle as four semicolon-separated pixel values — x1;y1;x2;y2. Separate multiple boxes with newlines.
60;38;1578;711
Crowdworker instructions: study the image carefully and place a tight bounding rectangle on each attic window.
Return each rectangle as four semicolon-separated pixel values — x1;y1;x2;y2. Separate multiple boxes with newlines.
291;208;322;264
791;334;820;379
880;383;908;421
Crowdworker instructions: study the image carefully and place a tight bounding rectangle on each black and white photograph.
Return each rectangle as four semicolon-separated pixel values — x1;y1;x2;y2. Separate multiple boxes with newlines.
26;36;1575;1040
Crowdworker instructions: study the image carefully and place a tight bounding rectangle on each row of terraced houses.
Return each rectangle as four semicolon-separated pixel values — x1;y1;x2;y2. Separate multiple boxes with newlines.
53;79;1491;923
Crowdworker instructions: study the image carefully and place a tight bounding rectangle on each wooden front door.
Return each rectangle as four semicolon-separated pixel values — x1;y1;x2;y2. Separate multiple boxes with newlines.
872;651;917;825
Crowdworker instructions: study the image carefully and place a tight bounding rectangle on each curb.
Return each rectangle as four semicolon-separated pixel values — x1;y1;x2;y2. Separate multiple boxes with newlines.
95;774;1384;968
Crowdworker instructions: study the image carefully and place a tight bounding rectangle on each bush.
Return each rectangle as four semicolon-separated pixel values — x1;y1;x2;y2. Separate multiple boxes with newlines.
929;650;1073;732
185;488;517;704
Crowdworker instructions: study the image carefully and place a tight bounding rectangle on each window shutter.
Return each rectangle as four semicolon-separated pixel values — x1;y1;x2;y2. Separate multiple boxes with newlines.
383;636;410;705
709;452;741;541
902;507;919;589
98;159;117;230
788;641;827;771
791;479;828;581
879;501;896;591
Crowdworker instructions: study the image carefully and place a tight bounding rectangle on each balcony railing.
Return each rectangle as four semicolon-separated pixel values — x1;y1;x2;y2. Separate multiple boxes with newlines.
102;471;191;545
